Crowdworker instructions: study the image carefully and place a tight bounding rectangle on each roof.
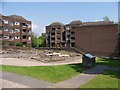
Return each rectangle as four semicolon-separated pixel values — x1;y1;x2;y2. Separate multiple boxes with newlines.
49;22;64;26
80;21;114;26
9;15;26;20
70;20;82;25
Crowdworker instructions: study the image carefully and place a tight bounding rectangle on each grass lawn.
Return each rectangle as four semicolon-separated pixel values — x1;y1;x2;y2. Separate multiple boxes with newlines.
80;70;120;88
1;63;83;83
96;58;120;68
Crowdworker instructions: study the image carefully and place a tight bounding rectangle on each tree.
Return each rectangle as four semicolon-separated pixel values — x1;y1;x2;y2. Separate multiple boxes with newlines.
31;32;38;47
103;16;110;21
37;33;46;47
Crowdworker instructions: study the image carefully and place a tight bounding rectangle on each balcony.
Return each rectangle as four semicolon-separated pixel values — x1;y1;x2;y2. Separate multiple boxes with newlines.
71;34;75;37
22;25;27;29
51;40;55;43
51;35;55;37
71;39;75;42
57;40;61;43
22;38;27;42
22;31;27;35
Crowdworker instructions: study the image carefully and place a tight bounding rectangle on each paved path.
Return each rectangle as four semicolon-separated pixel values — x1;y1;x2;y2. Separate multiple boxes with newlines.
1;65;119;88
1;71;53;88
48;65;111;88
0;58;82;66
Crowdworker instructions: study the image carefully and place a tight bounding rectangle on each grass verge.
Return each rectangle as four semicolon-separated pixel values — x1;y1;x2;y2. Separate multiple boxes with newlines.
96;58;120;68
79;70;120;88
1;63;83;83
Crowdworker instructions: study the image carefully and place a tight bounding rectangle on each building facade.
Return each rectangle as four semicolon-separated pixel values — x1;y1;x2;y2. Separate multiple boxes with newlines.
0;14;32;46
46;22;65;47
46;20;119;57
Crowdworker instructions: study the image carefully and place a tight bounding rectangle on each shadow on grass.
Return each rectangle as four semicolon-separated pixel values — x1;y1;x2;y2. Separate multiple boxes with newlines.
67;63;88;73
102;70;120;79
96;58;120;68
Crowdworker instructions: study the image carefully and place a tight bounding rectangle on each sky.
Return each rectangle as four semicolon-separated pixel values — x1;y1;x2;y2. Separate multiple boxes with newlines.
1;1;119;36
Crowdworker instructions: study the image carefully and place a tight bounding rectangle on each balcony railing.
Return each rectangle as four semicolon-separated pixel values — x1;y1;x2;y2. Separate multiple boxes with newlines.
71;39;75;42
51;40;55;42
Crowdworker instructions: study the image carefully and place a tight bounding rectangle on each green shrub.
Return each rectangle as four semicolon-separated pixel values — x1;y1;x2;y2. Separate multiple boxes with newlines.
16;43;23;47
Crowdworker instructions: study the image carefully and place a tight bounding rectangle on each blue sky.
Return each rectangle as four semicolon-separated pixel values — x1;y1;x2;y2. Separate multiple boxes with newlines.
1;2;118;36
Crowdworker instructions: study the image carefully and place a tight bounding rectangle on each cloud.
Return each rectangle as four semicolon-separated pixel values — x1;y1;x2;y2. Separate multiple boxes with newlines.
32;23;45;36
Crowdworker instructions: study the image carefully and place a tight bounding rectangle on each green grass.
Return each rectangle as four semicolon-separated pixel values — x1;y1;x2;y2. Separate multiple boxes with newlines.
1;63;83;83
80;70;120;88
96;58;120;68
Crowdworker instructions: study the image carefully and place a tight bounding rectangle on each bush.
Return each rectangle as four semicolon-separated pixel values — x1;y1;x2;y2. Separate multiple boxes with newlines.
16;43;23;47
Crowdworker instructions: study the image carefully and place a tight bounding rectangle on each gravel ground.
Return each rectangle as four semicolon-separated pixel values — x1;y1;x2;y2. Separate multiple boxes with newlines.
1;57;82;66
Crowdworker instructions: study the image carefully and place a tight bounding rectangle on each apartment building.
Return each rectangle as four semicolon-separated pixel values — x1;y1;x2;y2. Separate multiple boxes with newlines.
46;21;82;48
46;22;65;47
0;14;32;46
46;20;119;57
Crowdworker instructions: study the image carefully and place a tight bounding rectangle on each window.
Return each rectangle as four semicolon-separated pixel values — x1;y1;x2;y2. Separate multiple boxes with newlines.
28;37;31;40
0;26;2;32
3;20;8;24
28;30;31;34
9;36;14;40
3;27;8;31
52;28;55;30
14;22;20;25
27;24;31;28
15;36;20;39
56;28;60;30
0;20;2;25
9;22;13;26
4;35;9;39
14;29;20;32
9;29;14;33
0;34;3;38
66;27;70;30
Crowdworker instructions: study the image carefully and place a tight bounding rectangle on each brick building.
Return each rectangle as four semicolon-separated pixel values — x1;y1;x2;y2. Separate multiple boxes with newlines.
46;20;119;57
46;22;65;47
0;14;32;46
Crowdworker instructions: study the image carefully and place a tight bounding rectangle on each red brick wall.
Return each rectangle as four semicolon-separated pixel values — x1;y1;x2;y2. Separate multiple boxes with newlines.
74;24;118;57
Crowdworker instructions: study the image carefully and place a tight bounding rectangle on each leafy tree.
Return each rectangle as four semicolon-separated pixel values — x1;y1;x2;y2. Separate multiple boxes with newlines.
37;33;46;47
31;32;38;48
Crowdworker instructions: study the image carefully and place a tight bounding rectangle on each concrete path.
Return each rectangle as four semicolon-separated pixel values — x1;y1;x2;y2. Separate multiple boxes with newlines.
1;65;119;88
48;65;110;88
48;74;96;88
0;58;82;66
1;71;53;88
